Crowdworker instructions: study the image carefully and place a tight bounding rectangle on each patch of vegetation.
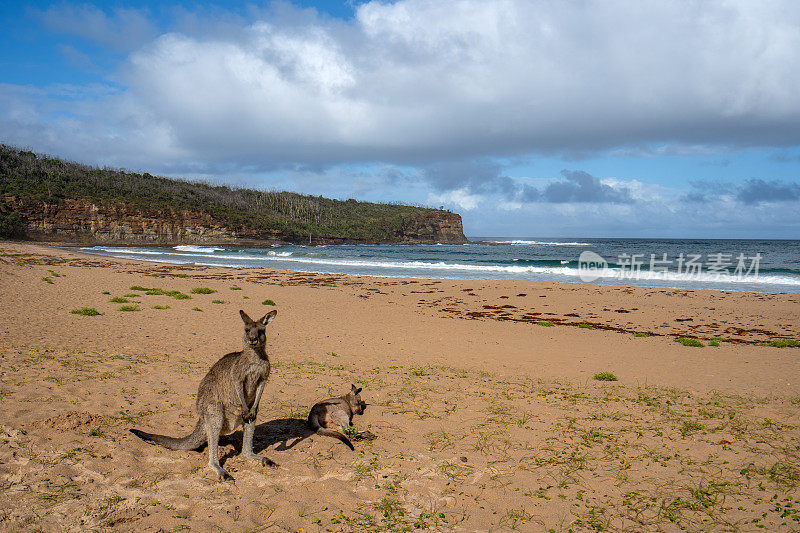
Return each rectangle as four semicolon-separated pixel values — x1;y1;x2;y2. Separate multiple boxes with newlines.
191;287;216;294
145;288;165;295
191;307;202;312
675;337;704;347
593;372;618;382
764;339;800;348
151;305;170;310
109;296;129;303
101;291;110;295
262;299;276;306
41;276;54;284
211;299;225;304
680;420;704;436
129;285;148;291
71;307;101;316
500;506;534;529
281;402;307;420
578;323;594;329
634;332;650;337
756;461;800;489
229;285;242;290
118;305;140;312
538;321;555;327
708;340;720;347
165;290;191;300
0;206;27;239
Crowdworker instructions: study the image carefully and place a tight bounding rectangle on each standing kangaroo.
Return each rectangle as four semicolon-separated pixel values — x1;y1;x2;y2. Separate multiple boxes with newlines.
131;309;277;481
307;384;366;450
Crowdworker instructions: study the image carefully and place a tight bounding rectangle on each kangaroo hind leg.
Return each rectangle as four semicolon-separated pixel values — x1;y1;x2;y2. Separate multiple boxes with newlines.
205;417;233;482
242;420;277;467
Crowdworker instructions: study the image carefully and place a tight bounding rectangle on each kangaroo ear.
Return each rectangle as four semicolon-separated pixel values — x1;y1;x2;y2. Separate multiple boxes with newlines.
239;310;253;324
260;309;277;326
355;387;363;395
351;384;361;394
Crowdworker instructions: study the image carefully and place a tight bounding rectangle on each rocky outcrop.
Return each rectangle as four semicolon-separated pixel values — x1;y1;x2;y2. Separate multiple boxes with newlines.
395;211;467;244
6;198;467;245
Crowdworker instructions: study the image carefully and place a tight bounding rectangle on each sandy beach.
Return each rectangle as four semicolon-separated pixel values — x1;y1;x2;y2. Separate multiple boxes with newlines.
1;241;798;531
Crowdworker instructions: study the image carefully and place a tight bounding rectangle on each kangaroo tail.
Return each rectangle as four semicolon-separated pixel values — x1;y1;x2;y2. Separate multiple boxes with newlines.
130;419;206;451
315;428;355;450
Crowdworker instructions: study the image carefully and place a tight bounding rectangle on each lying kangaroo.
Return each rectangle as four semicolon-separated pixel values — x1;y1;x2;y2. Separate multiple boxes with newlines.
131;309;277;481
307;384;366;450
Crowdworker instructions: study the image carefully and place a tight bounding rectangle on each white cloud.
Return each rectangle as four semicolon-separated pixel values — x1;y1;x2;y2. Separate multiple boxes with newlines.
428;188;482;210
600;178;677;204
6;0;800;172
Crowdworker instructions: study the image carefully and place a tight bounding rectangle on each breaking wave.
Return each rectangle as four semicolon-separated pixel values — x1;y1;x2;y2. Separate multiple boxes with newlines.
80;244;800;291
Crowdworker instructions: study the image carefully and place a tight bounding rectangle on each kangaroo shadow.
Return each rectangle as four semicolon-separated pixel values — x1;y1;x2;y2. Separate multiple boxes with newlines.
220;418;313;461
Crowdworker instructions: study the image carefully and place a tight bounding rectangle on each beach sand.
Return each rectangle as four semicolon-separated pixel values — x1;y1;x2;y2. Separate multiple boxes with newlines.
0;241;798;531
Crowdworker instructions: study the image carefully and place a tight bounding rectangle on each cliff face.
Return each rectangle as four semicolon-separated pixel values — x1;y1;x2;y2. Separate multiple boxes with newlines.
10;199;280;245
395;211;467;244
7;198;466;245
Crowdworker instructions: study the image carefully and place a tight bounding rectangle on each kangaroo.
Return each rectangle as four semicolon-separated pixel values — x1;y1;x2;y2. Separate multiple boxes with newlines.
131;309;277;481
307;384;366;450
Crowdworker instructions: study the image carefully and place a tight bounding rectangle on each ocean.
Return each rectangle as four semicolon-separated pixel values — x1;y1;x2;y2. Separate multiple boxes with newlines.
80;238;800;294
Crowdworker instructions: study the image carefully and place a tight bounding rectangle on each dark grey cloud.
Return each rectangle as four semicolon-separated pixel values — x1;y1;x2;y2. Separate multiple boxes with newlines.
770;151;800;163
422;164;631;205
736;179;800;205
541;170;633;204
422;160;514;195
680;192;709;203
683;178;800;205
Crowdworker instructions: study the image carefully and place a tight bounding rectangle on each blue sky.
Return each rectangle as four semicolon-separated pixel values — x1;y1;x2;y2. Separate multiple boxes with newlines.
2;1;800;238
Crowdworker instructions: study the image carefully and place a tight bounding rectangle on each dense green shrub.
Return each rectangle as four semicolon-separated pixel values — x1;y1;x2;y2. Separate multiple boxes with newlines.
0;208;26;239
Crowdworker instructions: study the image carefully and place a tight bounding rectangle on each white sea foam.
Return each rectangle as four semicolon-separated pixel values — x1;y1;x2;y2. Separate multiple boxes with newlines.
491;240;591;246
173;245;223;253
80;246;800;289
86;247;167;255
194;254;800;286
